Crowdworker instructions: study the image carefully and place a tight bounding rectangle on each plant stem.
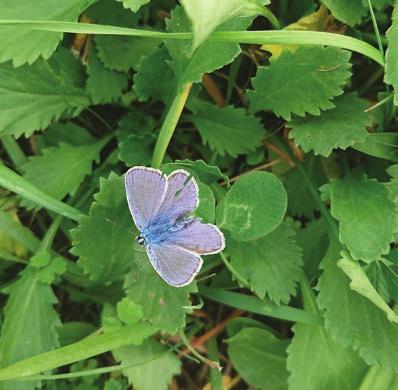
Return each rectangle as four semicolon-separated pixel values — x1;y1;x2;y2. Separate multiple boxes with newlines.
366;0;384;57
220;252;251;288
151;83;192;168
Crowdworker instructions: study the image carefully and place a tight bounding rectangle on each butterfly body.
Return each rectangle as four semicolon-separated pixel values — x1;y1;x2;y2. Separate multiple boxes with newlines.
125;166;225;287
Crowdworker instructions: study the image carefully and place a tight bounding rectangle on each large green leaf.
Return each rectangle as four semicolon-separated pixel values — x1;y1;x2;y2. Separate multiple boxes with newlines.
352;132;398;162
71;173;135;284
228;222;302;304
187;98;266;157
0;0;94;66
180;0;265;50
287;322;367;390
289;93;370;157
385;1;398;105
329;177;397;262
227;327;289;390
0;267;60;390
248;46;351;120
317;256;398;371
124;251;196;334
0;52;90;137
115;0;150;12
22;139;106;202
166;5;253;85
217;171;287;241
114;338;181;390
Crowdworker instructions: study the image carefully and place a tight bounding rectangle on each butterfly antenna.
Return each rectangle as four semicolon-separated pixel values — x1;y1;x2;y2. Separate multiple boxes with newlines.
105;218;135;235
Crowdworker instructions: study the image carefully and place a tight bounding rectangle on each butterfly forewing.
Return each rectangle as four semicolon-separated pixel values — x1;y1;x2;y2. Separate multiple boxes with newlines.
125;166;167;230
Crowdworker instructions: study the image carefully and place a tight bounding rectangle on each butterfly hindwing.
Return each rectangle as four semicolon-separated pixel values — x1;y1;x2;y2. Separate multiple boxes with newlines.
147;244;203;287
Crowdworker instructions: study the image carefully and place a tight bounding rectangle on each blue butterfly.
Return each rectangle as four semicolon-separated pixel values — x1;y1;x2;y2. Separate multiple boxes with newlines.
125;166;225;287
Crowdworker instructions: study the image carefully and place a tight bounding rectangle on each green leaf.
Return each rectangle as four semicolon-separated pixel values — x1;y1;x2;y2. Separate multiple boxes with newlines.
289;93;370;157
114;338;181;390
0;267;60;390
366;260;398;302
90;0;159;73
217;171;287;241
161;159;229;184
0;0;94;66
116;111;156;166
317;256;398;371
40;122;95;148
287;322;367;390
187;98;266;157
71;173;135;284
166;5;253;85
180;0;265;50
385;2;398;105
124;251;197;334
117;297;143;325
227;327;289;390
0;55;90;138
86;45;128;104
321;0;367;26
329;177;397;262
22;139;106;202
248;46;352;120
228;222;302;304
133;46;176;103
115;0;150;13
352;132;398;162
338;255;398;323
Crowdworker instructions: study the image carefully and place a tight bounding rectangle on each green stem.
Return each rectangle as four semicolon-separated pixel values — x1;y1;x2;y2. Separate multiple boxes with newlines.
220;252;250;288
366;0;384;57
178;329;221;370
0;324;153;381
151;83;192;168
0;21;384;66
1;136;27;169
299;272;320;315
226;54;242;104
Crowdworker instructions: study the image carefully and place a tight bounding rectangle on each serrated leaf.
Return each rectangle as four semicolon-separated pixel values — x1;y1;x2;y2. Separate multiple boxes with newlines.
385;2;398;105
187;98;266;157
22;139;105;202
133;46;176;103
227;327;289;390
180;0;265;50
86;46;128;104
117;297;143;325
317;256;398;371
228;222;302;304
217;171;287;241
0;54;90;138
114;338;181;390
287;322;367;390
166;6;253;85
116;111;156;166
329;177;397;262
161;159;229;184
0;267;60;390
116;0;150;12
71;173;135;284
338;255;398;323
289;93;370;157
366;260;398;302
0;0;94;66
321;0;367;25
248;46;351;120
124;251;196;334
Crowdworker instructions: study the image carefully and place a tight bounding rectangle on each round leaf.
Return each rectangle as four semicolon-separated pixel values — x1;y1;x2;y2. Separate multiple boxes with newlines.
216;171;287;241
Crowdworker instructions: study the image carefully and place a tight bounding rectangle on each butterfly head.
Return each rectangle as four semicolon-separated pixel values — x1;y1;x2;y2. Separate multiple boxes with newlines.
135;234;146;246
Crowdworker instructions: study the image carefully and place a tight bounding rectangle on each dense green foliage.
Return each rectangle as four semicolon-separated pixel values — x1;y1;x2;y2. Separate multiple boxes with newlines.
0;0;397;389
